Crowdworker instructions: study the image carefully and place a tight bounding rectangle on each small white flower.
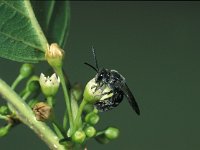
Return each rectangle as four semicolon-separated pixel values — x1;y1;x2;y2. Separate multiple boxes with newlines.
39;73;60;97
83;78;113;104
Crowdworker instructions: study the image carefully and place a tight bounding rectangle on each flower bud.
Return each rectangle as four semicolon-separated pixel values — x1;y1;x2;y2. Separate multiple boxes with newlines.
39;73;60;97
45;43;64;68
0;105;9;115
26;76;40;93
83;104;94;114
105;127;120;140
83;78;113;104
20;64;34;78
72;130;86;144
84;126;96;138
0;124;11;137
95;127;120;144
28;81;40;92
85;112;100;125
33;102;52;121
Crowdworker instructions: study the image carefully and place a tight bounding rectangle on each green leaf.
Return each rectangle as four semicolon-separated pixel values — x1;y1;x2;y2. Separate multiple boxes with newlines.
0;0;70;63
31;1;70;48
0;0;48;63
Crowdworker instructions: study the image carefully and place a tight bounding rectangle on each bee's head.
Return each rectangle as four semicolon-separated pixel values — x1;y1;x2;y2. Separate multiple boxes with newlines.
95;68;110;83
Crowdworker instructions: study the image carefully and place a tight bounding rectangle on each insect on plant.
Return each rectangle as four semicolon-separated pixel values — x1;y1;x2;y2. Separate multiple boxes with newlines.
84;48;140;115
0;1;141;149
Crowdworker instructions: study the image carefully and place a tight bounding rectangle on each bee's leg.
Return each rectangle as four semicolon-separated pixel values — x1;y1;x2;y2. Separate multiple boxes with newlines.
102;90;113;95
93;82;104;92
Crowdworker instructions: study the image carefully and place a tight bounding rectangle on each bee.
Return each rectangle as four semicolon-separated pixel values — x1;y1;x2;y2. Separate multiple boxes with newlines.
84;48;140;115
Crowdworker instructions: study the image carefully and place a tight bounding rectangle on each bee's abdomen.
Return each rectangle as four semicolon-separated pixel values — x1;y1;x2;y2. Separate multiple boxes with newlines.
94;90;124;112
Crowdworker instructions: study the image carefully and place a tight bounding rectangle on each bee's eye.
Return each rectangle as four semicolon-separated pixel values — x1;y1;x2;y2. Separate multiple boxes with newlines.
99;74;103;80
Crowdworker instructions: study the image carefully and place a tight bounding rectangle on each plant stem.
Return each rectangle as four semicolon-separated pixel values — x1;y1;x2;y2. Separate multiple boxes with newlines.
22;91;31;101
63;110;68;131
52;120;65;139
11;75;23;90
54;68;73;132
74;99;87;132
70;93;79;121
0;114;8;120
0;79;66;150
47;96;55;107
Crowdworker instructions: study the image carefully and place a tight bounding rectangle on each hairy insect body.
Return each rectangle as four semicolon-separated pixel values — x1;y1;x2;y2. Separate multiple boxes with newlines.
93;69;125;112
85;48;140;115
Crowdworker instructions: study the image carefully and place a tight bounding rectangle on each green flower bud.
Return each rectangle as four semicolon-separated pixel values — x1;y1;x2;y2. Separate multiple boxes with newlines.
95;127;120;144
45;43;64;68
72;130;86;144
0;106;9;115
33;102;52;122
84;126;96;138
39;73;60;97
83;104;94;114
20;64;34;78
105;127;120;140
83;78;113;104
28;81;40;92
85;112;100;125
0;124;11;137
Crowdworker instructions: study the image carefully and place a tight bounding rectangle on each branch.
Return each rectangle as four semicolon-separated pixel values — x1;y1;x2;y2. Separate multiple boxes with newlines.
0;79;66;150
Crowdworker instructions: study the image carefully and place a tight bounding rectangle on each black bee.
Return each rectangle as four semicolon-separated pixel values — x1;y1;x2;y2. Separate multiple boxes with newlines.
84;48;140;115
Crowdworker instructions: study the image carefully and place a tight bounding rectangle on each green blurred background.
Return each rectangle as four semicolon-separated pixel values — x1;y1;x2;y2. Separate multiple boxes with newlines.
0;1;200;150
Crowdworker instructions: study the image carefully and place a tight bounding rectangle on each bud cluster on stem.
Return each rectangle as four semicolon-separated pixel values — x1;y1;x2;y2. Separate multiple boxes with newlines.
45;43;74;133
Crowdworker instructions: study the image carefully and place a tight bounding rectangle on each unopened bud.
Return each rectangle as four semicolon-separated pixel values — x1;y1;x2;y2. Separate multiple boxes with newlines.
45;43;64;68
84;126;96;138
0;124;11;137
0;106;9;115
83;104;94;114
33;102;52;121
20;64;34;78
72;130;86;144
105;127;119;140
85;112;100;125
95;127;120;144
26;76;40;93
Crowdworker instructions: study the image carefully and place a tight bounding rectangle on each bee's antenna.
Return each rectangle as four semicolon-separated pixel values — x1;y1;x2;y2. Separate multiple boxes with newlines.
92;46;99;71
84;62;98;72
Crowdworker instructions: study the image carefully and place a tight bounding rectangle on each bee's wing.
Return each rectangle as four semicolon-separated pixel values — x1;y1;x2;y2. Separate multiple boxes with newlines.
119;83;140;115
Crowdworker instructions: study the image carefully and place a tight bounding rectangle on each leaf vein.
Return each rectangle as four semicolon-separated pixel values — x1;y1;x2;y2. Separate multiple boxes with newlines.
1;1;29;18
0;30;42;51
